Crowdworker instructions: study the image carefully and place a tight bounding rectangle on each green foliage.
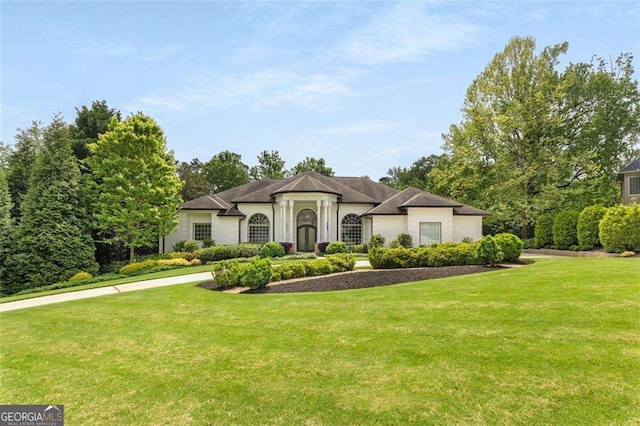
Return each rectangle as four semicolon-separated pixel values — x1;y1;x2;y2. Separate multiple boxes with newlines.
577;205;607;250
429;36;640;238
553;210;580;250
174;239;200;253
196;244;260;263
379;154;442;190
259;242;286;258
289;157;334;176
389;233;413;248
3;116;98;294
202;151;249;193
271;254;355;282
249;150;286;180
368;243;480;269
326;253;356;272
5;121;43;221
475;236;504;266
493;233;524;262
70;100;121;161
87;114;183;260
0;169;13;292
202;238;215;248
325;241;348;254
69;271;93;282
348;244;368;253
620;251;636;257
164;251;197;261
369;234;385;249
534;214;556;248
119;259;160;276
599;204;640;252
177;158;210;201
212;260;245;288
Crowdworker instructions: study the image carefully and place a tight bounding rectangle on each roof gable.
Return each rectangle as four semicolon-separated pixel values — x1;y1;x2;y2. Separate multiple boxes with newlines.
181;194;232;210
620;158;640;174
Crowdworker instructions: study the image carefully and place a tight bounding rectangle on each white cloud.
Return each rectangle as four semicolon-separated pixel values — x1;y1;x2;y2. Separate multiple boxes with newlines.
341;3;482;64
125;67;359;113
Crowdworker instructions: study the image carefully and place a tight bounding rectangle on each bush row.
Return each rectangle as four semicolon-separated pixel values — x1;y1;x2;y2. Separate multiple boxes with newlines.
534;203;639;252
212;253;357;289
368;234;522;269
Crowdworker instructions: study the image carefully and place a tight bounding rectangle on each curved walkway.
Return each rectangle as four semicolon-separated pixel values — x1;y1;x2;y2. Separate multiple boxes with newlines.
0;272;213;313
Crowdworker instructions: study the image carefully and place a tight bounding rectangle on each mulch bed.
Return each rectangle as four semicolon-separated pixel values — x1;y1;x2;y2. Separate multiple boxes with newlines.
523;248;616;257
198;265;501;294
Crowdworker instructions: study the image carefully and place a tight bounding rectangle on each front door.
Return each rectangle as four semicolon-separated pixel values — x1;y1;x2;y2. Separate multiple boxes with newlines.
297;225;316;252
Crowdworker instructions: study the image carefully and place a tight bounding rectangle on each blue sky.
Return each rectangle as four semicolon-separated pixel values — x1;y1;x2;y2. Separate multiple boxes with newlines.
2;1;638;180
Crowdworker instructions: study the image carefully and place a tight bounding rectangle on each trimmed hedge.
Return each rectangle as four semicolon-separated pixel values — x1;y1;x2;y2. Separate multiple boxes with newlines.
493;233;523;262
173;239;200;252
369;241;485;269
553;210;579;250
599;204;640;253
577;205;607;250
534;214;555;248
196;244;260;263
325;241;348;254
271;254;356;282
260;242;286;258
389;233;413;248
475;235;504;266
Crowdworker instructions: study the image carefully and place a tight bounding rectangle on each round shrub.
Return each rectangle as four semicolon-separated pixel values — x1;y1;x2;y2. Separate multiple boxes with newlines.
534;214;555;248
493;233;523;262
241;258;273;289
552;210;579;250
69;271;92;282
369;234;385;249
475;235;504;266
326;241;348;254
389;233;413;248
599;204;640;253
173;239;200;252
577;205;607;250
119;259;159;275
259;241;286;258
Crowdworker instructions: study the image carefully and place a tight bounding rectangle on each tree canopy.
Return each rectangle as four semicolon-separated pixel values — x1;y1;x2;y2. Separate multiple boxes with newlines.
430;36;640;237
3;116;98;293
202;151;250;193
177;158;211;200
289;157;335;176
87;114;183;260
250;150;286;180
379;154;442;190
70;100;121;160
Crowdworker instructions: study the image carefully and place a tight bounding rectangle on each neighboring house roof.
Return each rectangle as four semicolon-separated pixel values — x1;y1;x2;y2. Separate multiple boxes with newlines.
619;158;640;175
180;171;490;217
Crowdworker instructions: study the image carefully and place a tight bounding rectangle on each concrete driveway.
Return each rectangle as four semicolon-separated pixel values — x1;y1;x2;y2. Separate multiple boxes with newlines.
0;272;213;313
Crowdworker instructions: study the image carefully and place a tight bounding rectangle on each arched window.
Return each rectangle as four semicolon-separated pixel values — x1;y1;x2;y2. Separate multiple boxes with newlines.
341;214;362;246
248;213;270;243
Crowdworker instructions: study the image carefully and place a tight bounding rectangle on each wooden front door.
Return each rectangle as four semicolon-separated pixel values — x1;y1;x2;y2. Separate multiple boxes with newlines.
297;225;316;252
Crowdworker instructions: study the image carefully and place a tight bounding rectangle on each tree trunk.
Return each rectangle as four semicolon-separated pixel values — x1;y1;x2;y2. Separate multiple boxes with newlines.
129;246;135;261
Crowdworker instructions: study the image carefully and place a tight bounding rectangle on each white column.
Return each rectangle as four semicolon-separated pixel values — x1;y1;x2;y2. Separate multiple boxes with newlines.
280;201;286;241
327;202;332;241
316;200;323;242
288;200;294;244
210;212;215;241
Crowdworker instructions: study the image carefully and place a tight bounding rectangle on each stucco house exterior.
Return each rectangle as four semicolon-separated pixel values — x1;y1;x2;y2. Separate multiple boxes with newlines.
618;158;640;205
160;171;490;253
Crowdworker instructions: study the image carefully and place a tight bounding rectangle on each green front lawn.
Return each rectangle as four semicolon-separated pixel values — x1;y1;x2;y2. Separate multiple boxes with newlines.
1;258;638;424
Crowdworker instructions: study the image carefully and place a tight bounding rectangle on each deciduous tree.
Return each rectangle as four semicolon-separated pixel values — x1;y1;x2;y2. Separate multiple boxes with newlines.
87;114;183;260
289;157;335;176
177;158;211;200
202;151;249;193
250;150;286;180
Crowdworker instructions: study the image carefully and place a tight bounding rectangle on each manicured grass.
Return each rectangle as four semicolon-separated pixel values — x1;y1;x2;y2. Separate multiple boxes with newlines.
1;258;638;424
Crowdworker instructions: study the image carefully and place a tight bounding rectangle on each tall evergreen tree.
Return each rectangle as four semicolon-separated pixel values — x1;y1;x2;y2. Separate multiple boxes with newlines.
70;100;121;161
0;168;13;294
87;114;183;260
3;116;98;293
6;121;43;221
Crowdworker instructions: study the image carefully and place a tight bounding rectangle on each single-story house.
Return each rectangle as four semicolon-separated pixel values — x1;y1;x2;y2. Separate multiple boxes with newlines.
618;158;640;205
160;171;490;253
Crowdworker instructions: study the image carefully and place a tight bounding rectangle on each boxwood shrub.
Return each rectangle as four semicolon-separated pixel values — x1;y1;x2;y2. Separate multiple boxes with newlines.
534;214;555;248
259;241;286;258
577;205;607;250
271;254;355;282
369;240;488;269
196;244;260;263
173;239;200;252
325;241;348;254
475;236;504;266
599;204;640;253
493;233;523;261
552;210;579;250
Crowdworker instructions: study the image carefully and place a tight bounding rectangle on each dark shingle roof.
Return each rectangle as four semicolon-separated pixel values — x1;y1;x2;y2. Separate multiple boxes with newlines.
181;194;232;210
181;171;489;217
620;158;640;174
